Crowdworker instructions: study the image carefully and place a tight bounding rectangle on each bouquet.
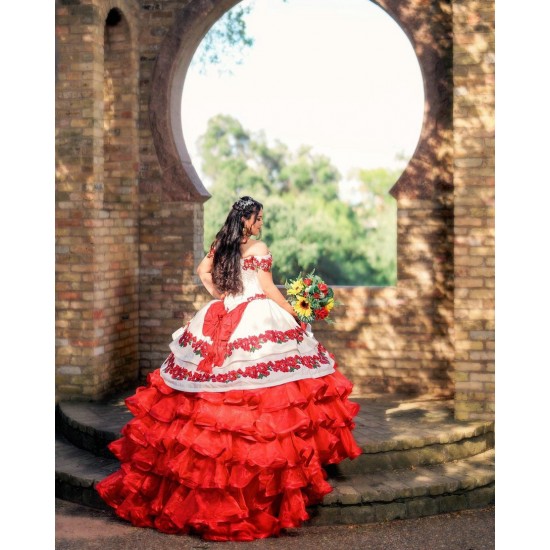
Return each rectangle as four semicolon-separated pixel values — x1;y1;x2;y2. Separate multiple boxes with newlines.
284;270;337;324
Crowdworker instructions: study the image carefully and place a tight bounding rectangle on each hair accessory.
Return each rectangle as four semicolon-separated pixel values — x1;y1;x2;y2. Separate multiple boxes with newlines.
233;198;256;212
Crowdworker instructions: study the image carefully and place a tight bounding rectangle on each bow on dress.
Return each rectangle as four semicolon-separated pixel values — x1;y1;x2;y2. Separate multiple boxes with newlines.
197;300;249;373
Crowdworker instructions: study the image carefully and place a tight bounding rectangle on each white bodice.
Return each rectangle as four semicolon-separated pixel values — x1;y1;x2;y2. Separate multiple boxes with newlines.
160;251;335;392
224;254;273;311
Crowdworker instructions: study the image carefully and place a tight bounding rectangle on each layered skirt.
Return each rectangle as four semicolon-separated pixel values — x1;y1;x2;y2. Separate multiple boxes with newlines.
96;367;361;541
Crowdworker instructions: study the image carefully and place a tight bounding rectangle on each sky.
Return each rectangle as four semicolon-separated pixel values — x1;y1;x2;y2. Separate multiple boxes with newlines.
181;0;425;196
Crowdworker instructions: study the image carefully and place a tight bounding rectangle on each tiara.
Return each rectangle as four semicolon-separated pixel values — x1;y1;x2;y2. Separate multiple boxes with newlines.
233;198;255;212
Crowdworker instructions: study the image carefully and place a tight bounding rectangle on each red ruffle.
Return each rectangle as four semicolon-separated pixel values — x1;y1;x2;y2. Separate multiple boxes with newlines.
96;368;362;542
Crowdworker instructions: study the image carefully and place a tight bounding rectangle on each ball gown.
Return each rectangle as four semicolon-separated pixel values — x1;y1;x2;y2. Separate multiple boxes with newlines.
96;252;362;541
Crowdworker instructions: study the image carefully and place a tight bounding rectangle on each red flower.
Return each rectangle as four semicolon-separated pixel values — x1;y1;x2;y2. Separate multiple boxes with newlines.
318;283;328;293
315;307;329;320
313;292;321;299
303;278;312;286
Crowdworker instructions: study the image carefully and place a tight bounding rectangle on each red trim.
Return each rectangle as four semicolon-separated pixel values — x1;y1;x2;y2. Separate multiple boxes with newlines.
163;343;331;384
228;327;305;354
242;254;273;272
179;325;306;357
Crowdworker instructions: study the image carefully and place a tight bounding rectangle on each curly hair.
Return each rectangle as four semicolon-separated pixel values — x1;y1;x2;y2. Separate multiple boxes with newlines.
211;196;263;295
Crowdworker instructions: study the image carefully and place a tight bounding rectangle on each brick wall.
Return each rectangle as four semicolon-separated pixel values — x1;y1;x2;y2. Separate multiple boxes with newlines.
313;196;454;399
133;0;202;380
137;201;205;378
56;0;141;400
452;0;495;420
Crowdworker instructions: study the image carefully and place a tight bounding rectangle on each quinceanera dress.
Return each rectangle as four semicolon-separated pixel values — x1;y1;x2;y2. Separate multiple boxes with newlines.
96;252;362;541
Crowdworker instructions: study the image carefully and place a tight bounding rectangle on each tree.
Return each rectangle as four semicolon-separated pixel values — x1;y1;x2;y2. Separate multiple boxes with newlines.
192;4;254;74
199;115;397;286
349;167;400;285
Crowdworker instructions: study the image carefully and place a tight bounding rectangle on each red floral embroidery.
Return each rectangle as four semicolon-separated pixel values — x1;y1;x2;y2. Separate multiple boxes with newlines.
163;344;331;383
228;327;305;354
242;254;272;272
178;329;209;357
179;325;306;356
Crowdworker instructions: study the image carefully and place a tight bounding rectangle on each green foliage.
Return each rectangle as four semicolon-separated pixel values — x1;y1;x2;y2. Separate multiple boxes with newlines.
192;4;254;75
191;0;291;74
349;166;400;285
200;115;397;286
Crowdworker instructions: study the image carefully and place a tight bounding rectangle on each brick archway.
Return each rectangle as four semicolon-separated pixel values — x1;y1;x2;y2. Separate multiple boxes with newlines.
147;0;456;402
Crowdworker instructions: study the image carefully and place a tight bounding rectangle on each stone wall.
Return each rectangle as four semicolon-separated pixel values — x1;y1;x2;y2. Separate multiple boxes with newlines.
55;0;495;421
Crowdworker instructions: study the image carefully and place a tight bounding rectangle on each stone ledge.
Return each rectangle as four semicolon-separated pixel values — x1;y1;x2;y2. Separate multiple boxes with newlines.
308;484;494;526
361;420;495;453
338;431;494;474
324;449;494;506
55;434;119;484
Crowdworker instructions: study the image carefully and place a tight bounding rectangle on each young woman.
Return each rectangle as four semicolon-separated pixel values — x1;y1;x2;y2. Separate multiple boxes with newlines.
96;196;362;541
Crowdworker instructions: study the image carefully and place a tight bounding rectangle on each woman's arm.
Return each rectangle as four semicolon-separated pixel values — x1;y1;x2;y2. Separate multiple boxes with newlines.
243;241;297;319
196;254;225;300
257;268;298;320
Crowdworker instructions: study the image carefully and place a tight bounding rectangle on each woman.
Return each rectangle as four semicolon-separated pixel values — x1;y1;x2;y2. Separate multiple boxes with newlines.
96;196;362;541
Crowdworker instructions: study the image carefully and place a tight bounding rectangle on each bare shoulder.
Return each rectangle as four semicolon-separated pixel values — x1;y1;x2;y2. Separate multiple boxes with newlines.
242;240;269;257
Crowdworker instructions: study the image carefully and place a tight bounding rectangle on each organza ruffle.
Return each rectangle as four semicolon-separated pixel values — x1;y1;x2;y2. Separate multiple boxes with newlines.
96;368;362;541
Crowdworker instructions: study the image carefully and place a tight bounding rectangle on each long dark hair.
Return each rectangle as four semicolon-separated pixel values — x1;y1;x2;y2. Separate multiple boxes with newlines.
211;196;263;295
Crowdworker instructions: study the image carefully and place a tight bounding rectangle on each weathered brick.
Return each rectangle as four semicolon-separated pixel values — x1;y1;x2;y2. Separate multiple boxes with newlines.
453;0;494;419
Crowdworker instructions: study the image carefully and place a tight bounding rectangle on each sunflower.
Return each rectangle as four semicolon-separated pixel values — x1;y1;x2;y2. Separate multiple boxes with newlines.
287;279;305;296
325;298;335;312
293;298;313;319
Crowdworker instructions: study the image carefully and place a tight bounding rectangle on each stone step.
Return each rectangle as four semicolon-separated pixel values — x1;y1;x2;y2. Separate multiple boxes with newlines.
312;449;495;525
336;429;494;475
55;433;119;510
56;394;494;471
56;399;132;459
55;432;494;524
